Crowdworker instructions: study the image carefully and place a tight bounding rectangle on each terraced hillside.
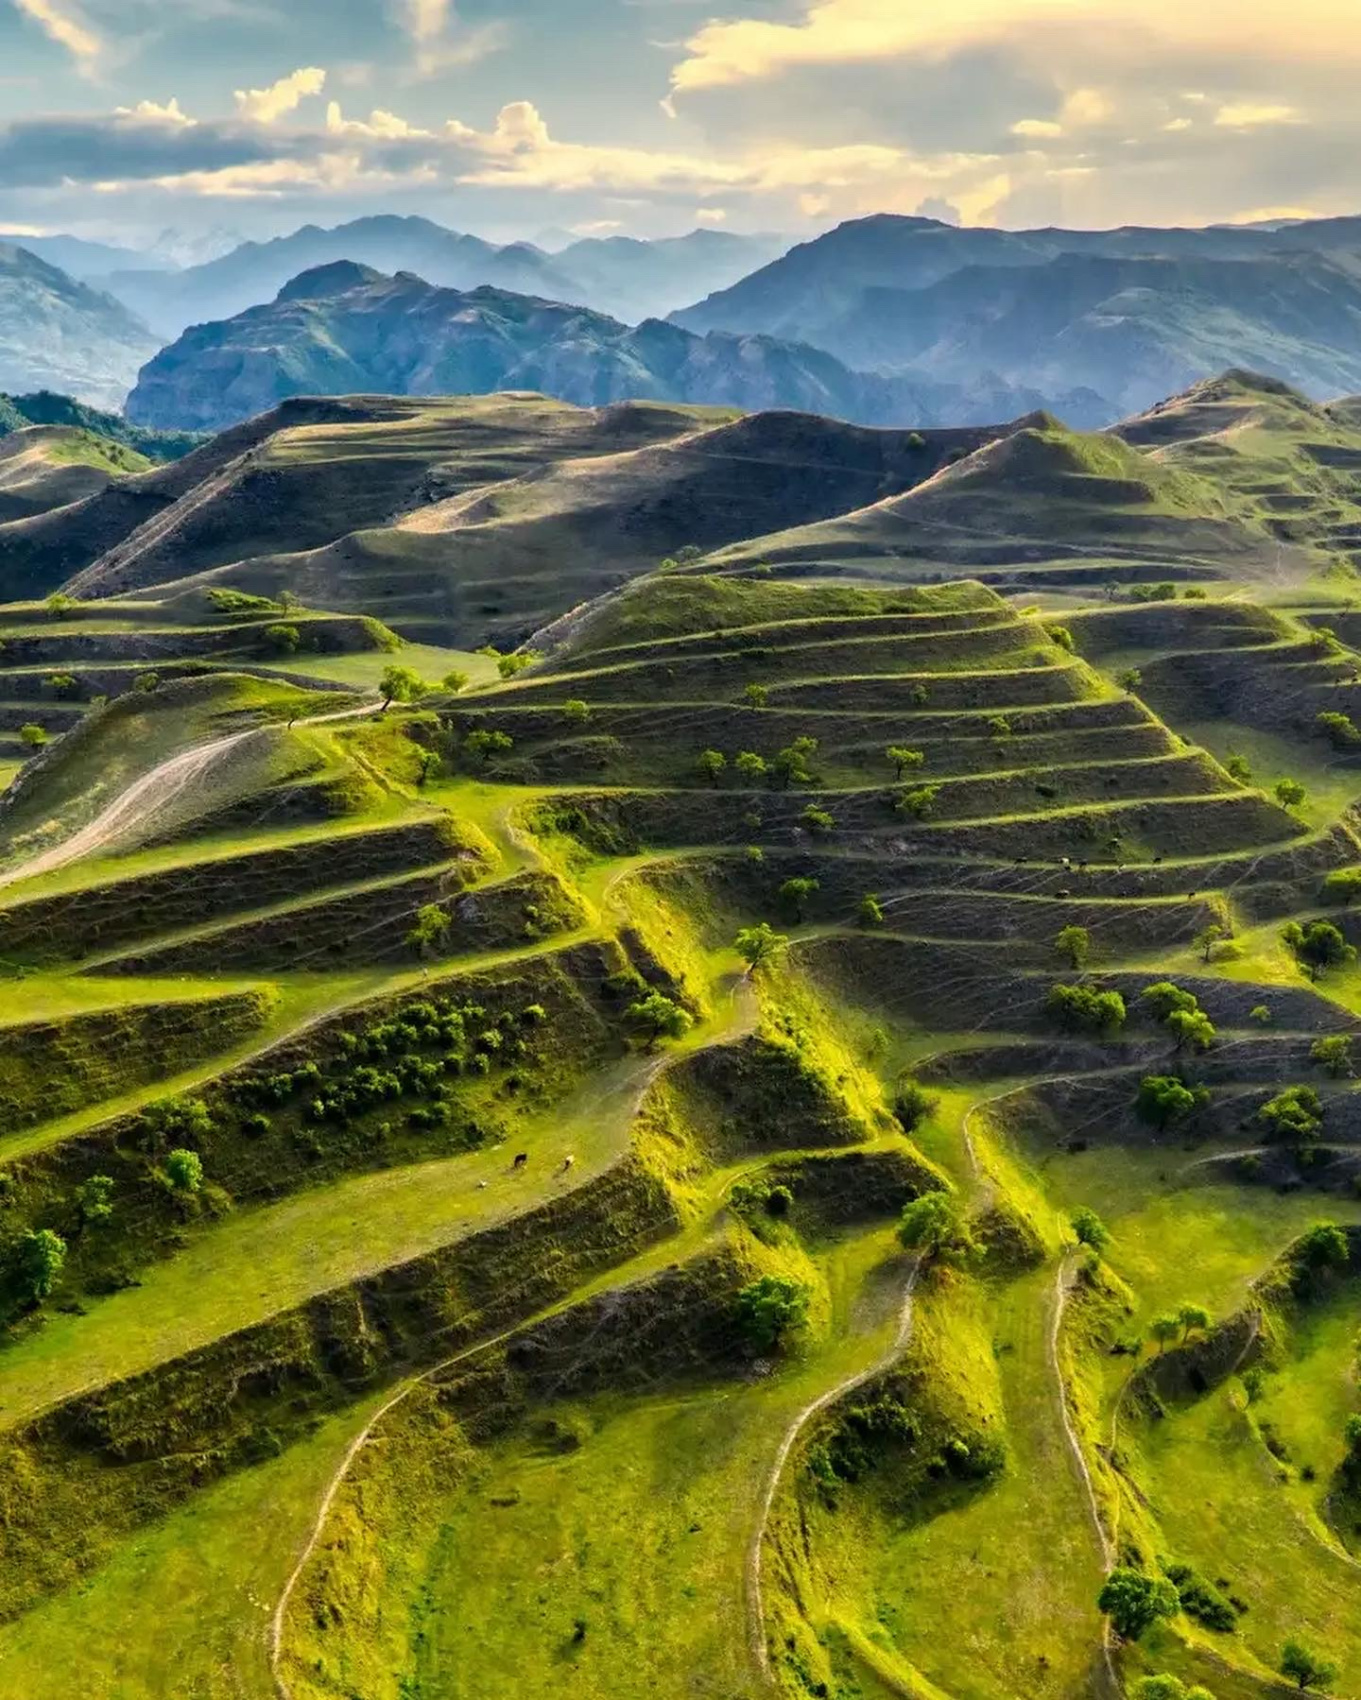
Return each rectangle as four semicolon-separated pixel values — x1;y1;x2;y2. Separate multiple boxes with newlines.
7;379;1361;1700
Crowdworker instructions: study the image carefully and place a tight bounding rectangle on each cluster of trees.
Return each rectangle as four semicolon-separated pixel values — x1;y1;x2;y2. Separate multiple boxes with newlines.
897;1190;976;1267
1282;920;1356;981
733;1273;810;1353
694;736;821;790
1142;981;1216;1054
1046;982;1126;1037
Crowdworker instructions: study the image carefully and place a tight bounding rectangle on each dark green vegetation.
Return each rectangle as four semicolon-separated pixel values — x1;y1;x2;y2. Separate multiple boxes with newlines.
6;372;1361;1699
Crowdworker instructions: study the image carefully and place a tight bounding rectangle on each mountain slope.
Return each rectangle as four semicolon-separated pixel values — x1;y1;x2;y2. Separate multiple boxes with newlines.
122;264;1043;435
551;228;789;323
0;245;160;410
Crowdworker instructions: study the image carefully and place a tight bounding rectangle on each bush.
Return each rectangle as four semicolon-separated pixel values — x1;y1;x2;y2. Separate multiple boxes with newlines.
1282;920;1356;980
1096;1567;1180;1640
15;1228;66;1304
18;723;48;748
75;1173;115;1226
733;1274;811;1353
1136;1074;1209;1128
893;1079;937;1133
1071;1206;1109;1251
897;1191;975;1264
1258;1085;1323;1145
165;1148;204;1193
1046;983;1126;1037
263;623;301;654
896;784;940;819
1163;1561;1237;1632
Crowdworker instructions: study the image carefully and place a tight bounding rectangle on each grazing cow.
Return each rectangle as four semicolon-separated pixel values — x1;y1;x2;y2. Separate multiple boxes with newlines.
512;1152;528;1170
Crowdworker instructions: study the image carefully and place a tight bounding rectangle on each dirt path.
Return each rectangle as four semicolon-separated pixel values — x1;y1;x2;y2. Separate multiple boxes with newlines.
0;700;377;893
745;1258;921;1686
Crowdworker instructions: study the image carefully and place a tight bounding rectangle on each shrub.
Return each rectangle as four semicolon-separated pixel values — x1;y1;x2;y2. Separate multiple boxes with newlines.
1136;1074;1208;1128
1071;1206;1109;1251
1312;1035;1354;1078
407;903;451;956
1296;1222;1349;1272
772;735;818;787
75;1173;115;1226
42;672;80;699
263;623;301;654
893;1080;937;1133
18;723;48;747
1047;624;1075;651
743;683;769;708
886;745;925;779
1141;980;1199;1019
1275;778;1308;809
1117;667;1142;692
165;1148;204;1193
1096;1567;1180;1640
1323;869;1361;906
778;876;820;920
442;670;470;693
1249;1003;1272;1024
896;784;940;819
857;894;885;927
561;698;590;723
16;1228;66;1303
1046;983;1126;1037
465;729;514;766
799;804;835;835
497;652;538;679
1316;710;1361;749
1282;920;1356;980
733;1274;811;1353
735;750;767;783
1225;753;1252;783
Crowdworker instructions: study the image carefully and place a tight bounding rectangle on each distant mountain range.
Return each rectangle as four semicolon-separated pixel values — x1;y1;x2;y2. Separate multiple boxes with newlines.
124;261;1068;434
0;245;161;412
672;213;1361;419
98;215;788;341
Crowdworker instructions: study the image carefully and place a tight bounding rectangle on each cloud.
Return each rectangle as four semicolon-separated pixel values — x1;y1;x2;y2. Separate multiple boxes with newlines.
391;0;508;77
234;67;327;126
0;110;279;188
326;101;432;140
1213;102;1300;128
668;0;1361;95
1012;119;1063;139
12;0;101;75
114;98;195;128
694;207;727;223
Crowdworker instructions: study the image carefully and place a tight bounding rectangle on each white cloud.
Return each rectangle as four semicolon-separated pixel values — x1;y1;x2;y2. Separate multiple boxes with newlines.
326;101;431;140
391;0;508;77
1060;87;1111;126
234;67;327;126
1163;116;1192;132
1213;102;1300;128
114;98;196;128
1012;118;1063;138
12;0;101;75
695;207;728;224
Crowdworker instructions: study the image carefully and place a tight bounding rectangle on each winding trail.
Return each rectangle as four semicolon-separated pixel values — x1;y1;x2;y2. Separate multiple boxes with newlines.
0;700;377;893
745;1258;921;1685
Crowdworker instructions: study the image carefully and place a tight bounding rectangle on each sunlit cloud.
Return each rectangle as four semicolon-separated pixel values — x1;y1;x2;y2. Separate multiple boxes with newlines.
234;67;327;126
12;0;101;76
1213;103;1301;128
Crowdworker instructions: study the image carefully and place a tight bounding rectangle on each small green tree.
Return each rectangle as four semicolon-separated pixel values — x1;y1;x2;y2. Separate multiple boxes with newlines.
1225;753;1252;783
858;894;885;927
1312;1034;1354;1078
1282;920;1356;981
407;903;451;957
1054;924;1090;971
1297;1222;1349;1272
42;672;80;699
561;698;590;723
893;1080;937;1133
734;1274;811;1353
1096;1567;1180;1640
987;714;1012;738
696;748;727;787
263;623;301;654
465;729;514;766
772;735;818;788
1317;710;1361;749
1323;869;1361;906
18;723;48;748
779;876;820;921
624;992;693;1051
16;1228;66;1304
75;1173;115;1227
1071;1206;1110;1252
165;1148;204;1193
1047;983;1126;1037
1259;1084;1324;1145
1141;981;1199;1019
378;664;428;710
1275;778;1308;809
734;922;786;974
1117;667;1143;693
1136;1074;1208;1128
135;671;160;692
497;652;538;680
1280;1639;1338;1691
887;745;925;780
800;804;835;835
735;750;767;784
1250;1003;1272;1024
897;1190;975;1265
1193;922;1226;965
1177;1303;1210;1341
1047;624;1076;652
1166;1007;1216;1053
743;682;769;708
443;670;470;693
896;784;940;819
1151;1314;1182;1353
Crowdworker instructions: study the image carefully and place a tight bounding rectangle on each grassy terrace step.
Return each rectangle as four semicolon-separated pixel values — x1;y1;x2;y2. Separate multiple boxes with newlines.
0;815;479;963
96;866;584;976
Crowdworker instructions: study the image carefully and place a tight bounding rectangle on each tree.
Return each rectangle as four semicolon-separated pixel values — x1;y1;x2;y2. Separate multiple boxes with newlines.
1177;1303;1210;1341
735;750;767;784
443;670;471;694
18;723;48;748
165;1148;204;1193
800;804;835;835
1048;624;1076;652
1312;1034;1354;1078
734;1274;811;1353
1250;1003;1273;1024
1317;710;1361;749
1323;869;1361;906
1141;981;1199;1019
561;698;590;723
779;876;820;921
1117;667;1143;693
136;671;160;692
893;1080;937;1133
1194;922;1226;965
896;784;940;819
1132;1678;1217;1700
1136;1074;1208;1128
897;1190;975;1265
696;748;726;787
1275;778;1308;809
1225;753;1253;783
1280;1639;1338;1691
1259;1085;1323;1145
1047;983;1126;1037
1096;1567;1180;1640
1282;920;1356;981
1150;1314;1181;1352
624;992;692;1051
497;652;538;679
1166;1007;1216;1053
76;1173;115;1227
1297;1222;1349;1272
772;735;818;788
407;903;451;957
743;682;769;708
16;1228;66;1304
887;745;925;780
1071;1207;1110;1252
378;664;428;710
42;672;80;699
1054;925;1090;971
465;729;514;766
858;894;885;927
263;623;301;654
734;922;786;974
987;715;1012;738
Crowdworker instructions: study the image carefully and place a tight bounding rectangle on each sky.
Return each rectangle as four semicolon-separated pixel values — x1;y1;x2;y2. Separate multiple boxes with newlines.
1;0;1359;253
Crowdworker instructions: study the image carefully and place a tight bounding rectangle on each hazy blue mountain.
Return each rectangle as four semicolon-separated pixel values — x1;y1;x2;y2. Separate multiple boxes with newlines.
0;244;161;409
551;228;790;323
